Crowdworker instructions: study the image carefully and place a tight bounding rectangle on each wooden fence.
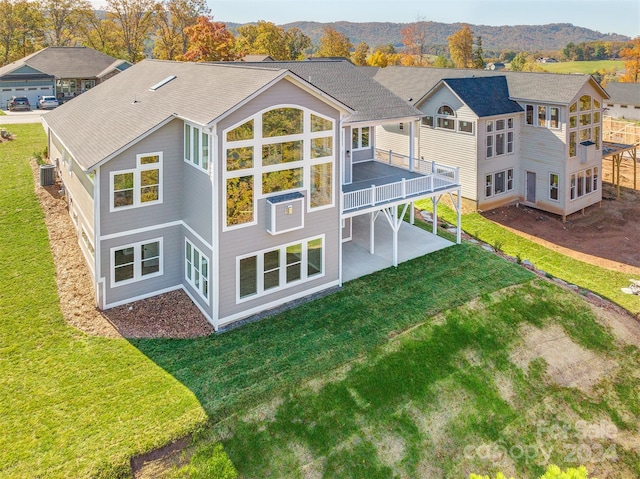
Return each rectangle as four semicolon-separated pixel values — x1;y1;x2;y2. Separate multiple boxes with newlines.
603;116;640;145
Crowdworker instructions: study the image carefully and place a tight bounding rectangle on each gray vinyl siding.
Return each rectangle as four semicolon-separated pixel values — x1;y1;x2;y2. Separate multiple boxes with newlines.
101;225;182;306
99;119;184;236
182;155;213;245
418;88;478;201
216;79;342;322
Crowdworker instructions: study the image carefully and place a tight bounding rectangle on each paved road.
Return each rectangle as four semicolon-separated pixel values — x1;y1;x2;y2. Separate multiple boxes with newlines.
0;109;49;125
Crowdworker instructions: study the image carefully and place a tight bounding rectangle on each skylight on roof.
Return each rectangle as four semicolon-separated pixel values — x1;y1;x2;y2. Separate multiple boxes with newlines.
149;75;176;91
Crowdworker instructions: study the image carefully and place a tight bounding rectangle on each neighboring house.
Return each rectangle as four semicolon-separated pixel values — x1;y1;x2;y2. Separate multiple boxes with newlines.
485;62;505;71
369;67;609;220
0;47;130;108
43;60;461;331
604;82;640;121
240;54;274;62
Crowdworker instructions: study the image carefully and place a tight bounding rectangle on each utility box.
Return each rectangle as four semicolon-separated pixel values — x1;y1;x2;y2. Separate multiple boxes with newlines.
266;192;304;235
39;164;55;186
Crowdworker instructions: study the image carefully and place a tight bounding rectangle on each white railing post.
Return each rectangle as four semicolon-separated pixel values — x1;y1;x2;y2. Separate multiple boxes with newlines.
371;184;376;206
402;178;406;198
388;150;392;165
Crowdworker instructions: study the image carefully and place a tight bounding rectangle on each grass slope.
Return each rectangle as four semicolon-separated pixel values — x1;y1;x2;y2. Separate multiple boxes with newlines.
0;124;206;478
176;280;640;478
415;200;640;316
540;60;625;74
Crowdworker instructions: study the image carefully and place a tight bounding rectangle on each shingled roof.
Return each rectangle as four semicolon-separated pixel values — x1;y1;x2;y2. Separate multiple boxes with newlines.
440;76;523;117
0;47;128;79
368;66;609;107
44;60;348;171
235;60;423;124
604;82;640;106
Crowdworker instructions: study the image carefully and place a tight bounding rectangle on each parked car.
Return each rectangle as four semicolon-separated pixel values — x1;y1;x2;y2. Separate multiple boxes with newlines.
7;96;30;111
38;96;59;110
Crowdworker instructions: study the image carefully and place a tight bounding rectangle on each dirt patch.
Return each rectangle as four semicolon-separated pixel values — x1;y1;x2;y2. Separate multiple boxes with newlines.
510;324;618;393
30;160;214;339
131;436;191;479
481;183;640;273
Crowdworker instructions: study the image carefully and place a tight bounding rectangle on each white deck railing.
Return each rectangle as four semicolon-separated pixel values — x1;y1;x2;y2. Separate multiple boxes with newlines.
343;151;459;213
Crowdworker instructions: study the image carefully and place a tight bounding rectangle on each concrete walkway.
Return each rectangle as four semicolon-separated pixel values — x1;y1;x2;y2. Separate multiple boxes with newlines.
0;109;49;125
342;213;453;282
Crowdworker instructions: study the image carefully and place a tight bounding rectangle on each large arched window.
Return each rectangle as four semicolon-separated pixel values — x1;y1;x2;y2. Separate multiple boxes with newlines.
223;106;335;229
436;105;455;130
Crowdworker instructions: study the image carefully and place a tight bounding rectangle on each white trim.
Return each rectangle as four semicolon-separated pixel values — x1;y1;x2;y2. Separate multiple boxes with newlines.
94;168;102;308
236;234;325;303
99;220;213;252
104;284;182;309
184;238;211;305
109;151;163;212
110;237;163;288
351;125;370;151
211;125;220;329
181;285;215;327
549;172;560;202
218;280;340;328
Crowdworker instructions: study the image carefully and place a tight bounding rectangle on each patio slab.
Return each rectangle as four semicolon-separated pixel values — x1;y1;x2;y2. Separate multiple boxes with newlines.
342;213;454;282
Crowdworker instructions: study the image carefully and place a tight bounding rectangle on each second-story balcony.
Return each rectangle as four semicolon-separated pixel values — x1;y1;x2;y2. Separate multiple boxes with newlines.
341;149;460;216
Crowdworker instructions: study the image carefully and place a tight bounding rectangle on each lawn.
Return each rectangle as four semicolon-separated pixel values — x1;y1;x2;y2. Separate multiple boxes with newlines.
168;279;640;478
540;60;625;75
414;200;640;316
0;124;206;478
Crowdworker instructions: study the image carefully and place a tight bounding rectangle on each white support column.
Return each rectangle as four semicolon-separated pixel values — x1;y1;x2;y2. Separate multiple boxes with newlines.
409;121;415;172
369;210;380;254
382;203;409;267
457;191;462;244
432;196;438;235
410;201;415;225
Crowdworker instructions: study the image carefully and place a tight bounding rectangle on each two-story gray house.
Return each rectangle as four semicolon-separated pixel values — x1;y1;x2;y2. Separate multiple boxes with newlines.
369;67;609;220
43;60;461;330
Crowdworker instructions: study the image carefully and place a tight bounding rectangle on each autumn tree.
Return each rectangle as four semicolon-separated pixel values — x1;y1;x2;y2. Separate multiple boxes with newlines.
351;40;369;65
0;0;44;64
447;24;474;68
367;44;401;67
38;0;92;46
316;25;352;58
401;20;429;66
177;15;237;62
77;10;126;59
235;21;309;60
106;0;157;62
153;0;209;60
620;37;640;82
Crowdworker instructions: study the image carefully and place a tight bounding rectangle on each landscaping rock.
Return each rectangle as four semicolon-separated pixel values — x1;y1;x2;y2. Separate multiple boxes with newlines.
522;259;534;268
482;244;495;252
554;278;568;286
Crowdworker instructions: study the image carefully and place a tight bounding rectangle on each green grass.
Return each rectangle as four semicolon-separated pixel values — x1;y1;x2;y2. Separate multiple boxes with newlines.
0;124;206;478
540;60;624;74
415;200;640;316
173;280;639;478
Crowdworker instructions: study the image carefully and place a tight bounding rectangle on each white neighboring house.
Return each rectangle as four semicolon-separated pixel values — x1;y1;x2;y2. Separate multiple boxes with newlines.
370;67;609;220
604;82;640;121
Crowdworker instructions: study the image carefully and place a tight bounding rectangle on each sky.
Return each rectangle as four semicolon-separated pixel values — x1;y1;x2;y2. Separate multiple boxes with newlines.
209;0;640;38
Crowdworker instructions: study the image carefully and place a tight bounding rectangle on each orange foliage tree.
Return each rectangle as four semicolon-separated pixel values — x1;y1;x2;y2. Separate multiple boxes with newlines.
177;15;237;62
620;37;640;83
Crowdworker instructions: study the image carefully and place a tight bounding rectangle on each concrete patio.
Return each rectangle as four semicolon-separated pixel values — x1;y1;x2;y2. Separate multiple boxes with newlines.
342;213;454;282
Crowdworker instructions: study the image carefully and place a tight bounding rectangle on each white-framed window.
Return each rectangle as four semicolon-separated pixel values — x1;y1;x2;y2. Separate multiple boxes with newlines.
436;105;455;130
421;116;434;127
458;120;474;133
223;107;336;230
185;239;209;302
486;117;514;158
111;238;162;287
110;152;162;211
184;123;210;172
549;173;559;201
485;168;514;198
570;166;599;200
352;126;370;150
526;105;560;129
237;235;324;301
569;94;601;157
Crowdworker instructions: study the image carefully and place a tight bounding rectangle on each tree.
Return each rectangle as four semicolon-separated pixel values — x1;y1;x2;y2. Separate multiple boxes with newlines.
153;0;209;60
473;36;485;69
106;0;157;62
177;15;237;62
351;40;369;66
448;24;474;68
433;54;452;68
235;21;308;60
401;20;429;66
0;0;44;64
316;25;352;58
77;10;126;59
284;27;310;60
509;52;527;71
620;37;640;82
38;0;92;46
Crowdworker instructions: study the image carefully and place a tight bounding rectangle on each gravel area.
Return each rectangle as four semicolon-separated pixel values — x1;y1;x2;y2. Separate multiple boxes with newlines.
31;160;214;338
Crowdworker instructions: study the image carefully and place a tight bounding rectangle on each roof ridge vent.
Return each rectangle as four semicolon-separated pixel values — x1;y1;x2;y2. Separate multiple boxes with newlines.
149;75;176;91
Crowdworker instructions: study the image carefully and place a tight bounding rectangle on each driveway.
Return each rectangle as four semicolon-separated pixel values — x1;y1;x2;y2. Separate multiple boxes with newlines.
0;109;49;125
